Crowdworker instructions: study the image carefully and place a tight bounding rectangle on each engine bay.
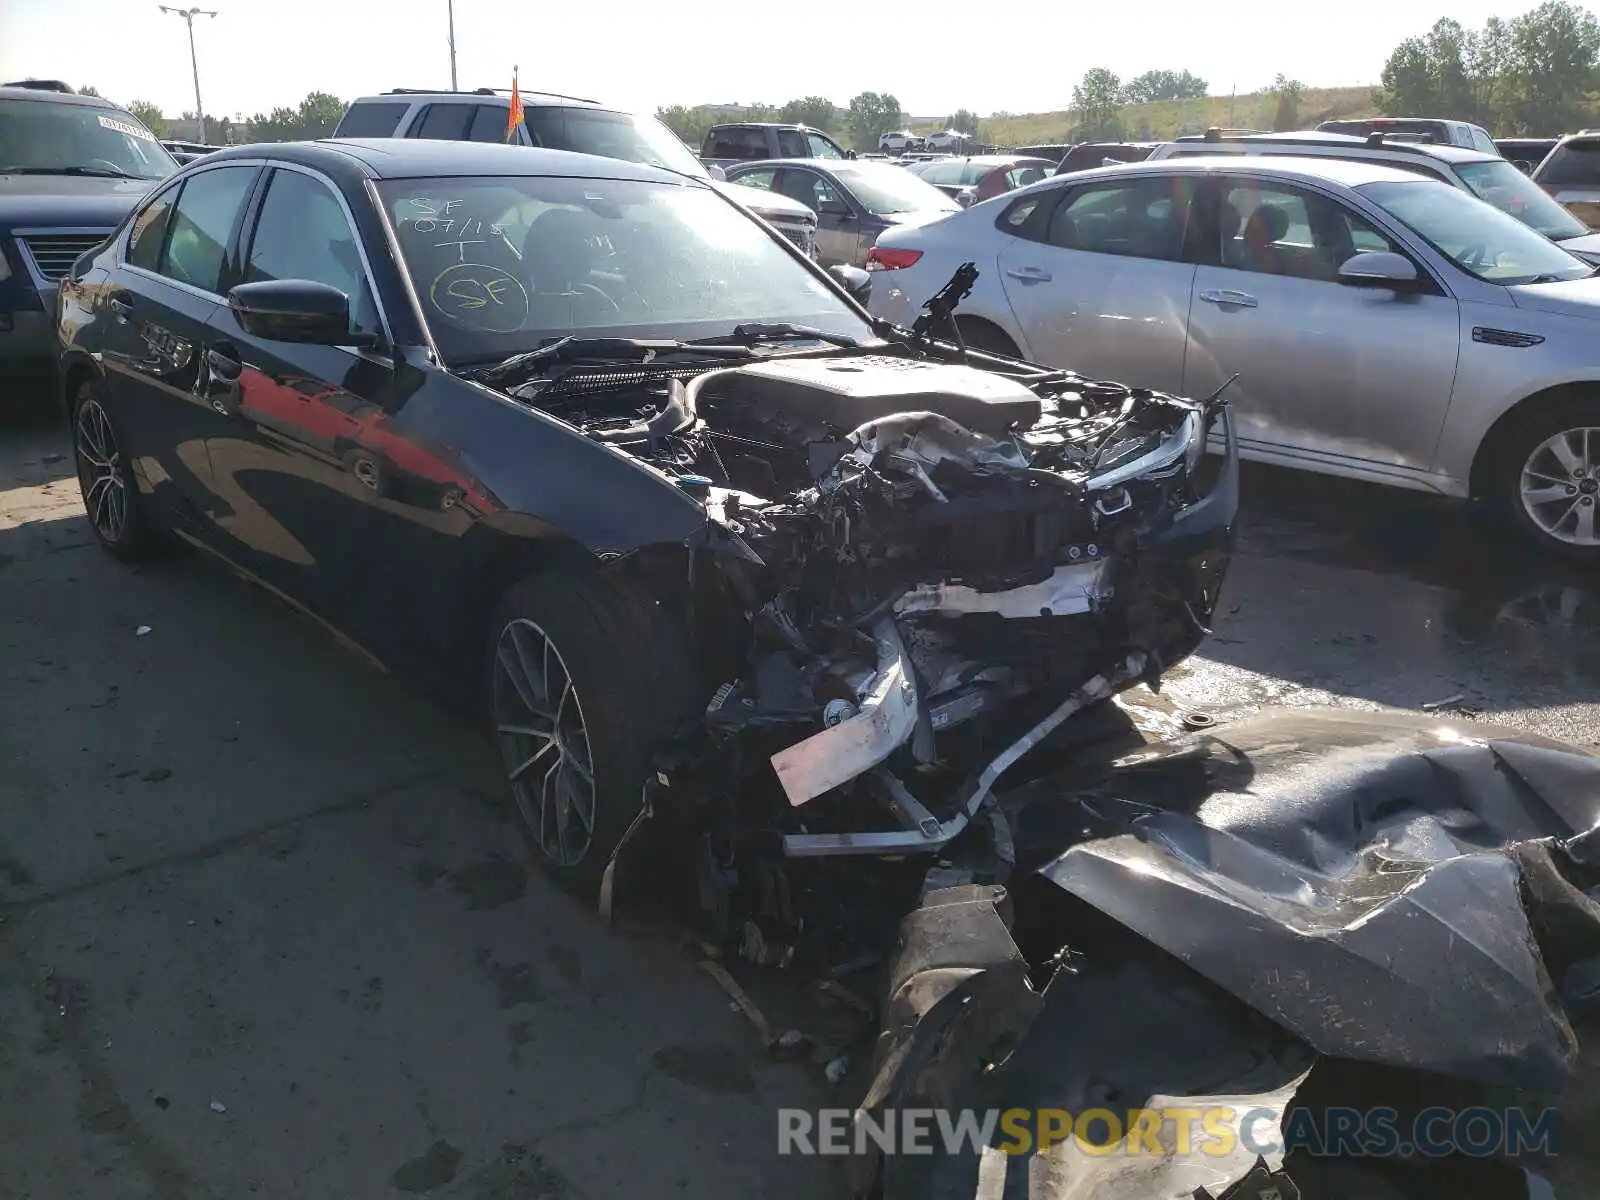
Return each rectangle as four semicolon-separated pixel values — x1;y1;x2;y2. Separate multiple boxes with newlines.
504;342;1237;874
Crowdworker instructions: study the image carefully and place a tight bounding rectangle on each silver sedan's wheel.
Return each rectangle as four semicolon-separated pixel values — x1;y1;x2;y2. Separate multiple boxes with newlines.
1519;426;1600;547
75;396;129;544
492;617;598;868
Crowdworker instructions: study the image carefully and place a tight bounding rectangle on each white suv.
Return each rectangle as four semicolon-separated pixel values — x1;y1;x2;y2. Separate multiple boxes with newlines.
1148;131;1600;263
334;89;821;258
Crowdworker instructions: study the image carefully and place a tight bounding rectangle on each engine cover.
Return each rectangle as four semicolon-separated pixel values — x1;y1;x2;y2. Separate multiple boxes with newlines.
719;356;1043;437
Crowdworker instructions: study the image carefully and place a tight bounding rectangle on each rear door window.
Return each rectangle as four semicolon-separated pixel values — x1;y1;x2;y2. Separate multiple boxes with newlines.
410;103;473;140
466;104;510;144
1038;176;1197;262
158;164;257;293
704;127;768;159
333;101;409;138
777;130;809;157
1538;139;1600;187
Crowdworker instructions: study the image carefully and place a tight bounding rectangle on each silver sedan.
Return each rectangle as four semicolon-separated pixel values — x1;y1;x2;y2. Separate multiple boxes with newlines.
868;156;1600;559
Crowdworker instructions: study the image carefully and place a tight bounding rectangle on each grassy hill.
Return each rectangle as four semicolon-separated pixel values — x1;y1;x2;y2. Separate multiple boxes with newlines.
913;85;1377;146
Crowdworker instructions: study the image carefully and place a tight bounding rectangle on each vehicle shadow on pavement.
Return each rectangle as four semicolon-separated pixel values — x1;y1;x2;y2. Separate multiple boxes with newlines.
0;440;842;1199
1185;462;1600;728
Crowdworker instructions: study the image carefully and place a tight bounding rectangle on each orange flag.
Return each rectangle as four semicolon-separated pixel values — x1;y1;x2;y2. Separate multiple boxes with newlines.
506;67;523;142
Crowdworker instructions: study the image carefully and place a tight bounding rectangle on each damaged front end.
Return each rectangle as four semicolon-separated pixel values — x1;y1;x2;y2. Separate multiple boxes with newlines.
497;277;1237;881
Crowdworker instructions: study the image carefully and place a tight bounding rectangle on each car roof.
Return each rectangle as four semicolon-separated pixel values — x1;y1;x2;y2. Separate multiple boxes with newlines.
734;158;891;171
201;137;694;184
1176;131;1495;163
0;85;118;108
943;155;1054;167
348;90;602;109
1072;155;1439;188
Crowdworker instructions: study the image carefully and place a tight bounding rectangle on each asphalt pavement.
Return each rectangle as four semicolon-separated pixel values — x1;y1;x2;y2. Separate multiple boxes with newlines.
2;412;1598;1198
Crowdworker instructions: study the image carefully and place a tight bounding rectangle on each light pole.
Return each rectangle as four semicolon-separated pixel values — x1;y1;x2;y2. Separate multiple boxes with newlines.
446;0;458;90
158;6;217;144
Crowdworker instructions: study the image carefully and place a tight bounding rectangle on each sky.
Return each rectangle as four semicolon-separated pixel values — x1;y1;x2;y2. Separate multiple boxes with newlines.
0;0;1587;123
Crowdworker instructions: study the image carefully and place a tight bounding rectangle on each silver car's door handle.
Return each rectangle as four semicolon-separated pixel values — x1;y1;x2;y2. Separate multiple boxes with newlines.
1005;265;1052;283
1199;288;1258;308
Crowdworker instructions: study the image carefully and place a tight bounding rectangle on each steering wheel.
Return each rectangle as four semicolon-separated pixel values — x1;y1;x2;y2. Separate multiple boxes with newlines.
576;282;621;314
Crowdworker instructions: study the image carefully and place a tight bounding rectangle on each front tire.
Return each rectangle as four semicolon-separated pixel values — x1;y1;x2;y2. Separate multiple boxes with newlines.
1496;399;1600;561
71;379;158;562
488;567;699;899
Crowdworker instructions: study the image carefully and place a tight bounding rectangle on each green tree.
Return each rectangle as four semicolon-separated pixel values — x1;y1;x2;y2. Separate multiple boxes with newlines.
1508;0;1600;133
1070;68;1125;140
946;108;982;139
846;91;903;151
656;105;714;146
1267;74;1306;130
78;85;103;98
295;91;345;139
778;97;839;132
1123;69;1209;104
127;100;168;138
244;106;300;142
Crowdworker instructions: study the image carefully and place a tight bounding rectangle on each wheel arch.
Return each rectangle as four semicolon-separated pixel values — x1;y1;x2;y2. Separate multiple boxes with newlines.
57;350;102;425
952;314;1023;357
1468;381;1600;499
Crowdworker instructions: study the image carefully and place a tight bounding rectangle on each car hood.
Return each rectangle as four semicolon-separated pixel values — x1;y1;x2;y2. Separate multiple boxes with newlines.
0;174;160;229
711;180;815;222
1556;230;1600;265
1508;274;1600;318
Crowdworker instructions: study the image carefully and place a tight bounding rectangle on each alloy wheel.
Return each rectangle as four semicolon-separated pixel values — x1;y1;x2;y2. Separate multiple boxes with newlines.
1520;427;1600;547
75;398;128;544
492;617;597;867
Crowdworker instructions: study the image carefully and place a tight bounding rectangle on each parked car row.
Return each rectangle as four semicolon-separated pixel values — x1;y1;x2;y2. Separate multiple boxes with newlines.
865;152;1600;559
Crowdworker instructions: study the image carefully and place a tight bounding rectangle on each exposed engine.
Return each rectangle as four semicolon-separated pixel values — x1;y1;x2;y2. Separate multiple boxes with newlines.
508;341;1237;867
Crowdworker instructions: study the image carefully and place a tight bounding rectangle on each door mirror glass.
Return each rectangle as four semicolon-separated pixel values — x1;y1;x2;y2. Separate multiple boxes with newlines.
228;279;373;345
816;196;852;217
828;263;871;304
1337;251;1421;290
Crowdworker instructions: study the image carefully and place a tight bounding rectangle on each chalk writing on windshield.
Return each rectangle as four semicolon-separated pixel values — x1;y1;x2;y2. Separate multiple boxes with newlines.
394;197;521;263
428;262;529;334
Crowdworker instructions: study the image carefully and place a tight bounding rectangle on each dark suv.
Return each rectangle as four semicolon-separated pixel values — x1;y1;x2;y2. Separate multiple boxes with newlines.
0;80;176;382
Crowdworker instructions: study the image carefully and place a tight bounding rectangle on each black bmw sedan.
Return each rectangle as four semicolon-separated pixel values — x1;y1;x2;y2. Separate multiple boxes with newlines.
55;138;1237;899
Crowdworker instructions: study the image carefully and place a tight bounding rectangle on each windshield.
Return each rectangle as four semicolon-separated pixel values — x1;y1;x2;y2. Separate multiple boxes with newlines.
831;163;961;214
377;175;873;366
0;98;176;179
522;108;708;179
1454;159;1588;240
1358;179;1591;285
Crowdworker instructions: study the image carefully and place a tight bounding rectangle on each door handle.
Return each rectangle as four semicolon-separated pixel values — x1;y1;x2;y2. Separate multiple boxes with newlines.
201;343;244;415
1005;266;1052;284
107;293;133;323
1199;288;1258;308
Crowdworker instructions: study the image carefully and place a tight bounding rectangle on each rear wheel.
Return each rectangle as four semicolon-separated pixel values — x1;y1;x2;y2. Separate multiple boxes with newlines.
71;379;159;561
953;316;1021;359
488;568;699;899
1495;399;1600;561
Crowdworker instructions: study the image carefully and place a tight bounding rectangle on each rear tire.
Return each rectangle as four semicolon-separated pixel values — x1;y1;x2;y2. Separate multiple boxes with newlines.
487;567;699;900
71;379;159;562
953;316;1022;359
1493;398;1600;562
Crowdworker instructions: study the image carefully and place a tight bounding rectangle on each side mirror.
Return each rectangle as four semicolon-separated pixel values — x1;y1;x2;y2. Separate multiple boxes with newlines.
706;163;727;180
845;149;858;160
1337;251;1421;291
1512;159;1534;174
818;199;853;219
227;279;373;346
829;263;872;304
